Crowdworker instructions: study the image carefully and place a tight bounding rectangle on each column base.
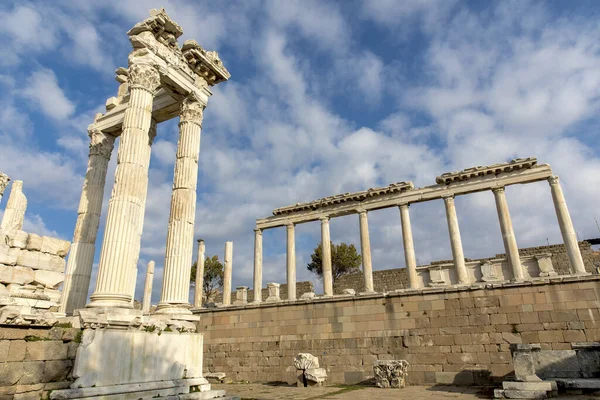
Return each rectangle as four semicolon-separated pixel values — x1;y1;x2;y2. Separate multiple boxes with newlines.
155;302;193;315
87;292;133;309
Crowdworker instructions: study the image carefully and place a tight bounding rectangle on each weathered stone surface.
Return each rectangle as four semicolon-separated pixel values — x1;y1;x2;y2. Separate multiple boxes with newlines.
502;381;557;391
7;340;27;361
373;360;409;388
294;353;319;370
304;368;327;383
40;237;70;257
0;264;34;285
17;251;65;272
534;350;580;379
26;234;43;251
265;283;281;302
33;270;65;289
19;361;45;384
7;230;29;249
0;246;19;265
511;344;542;382
0;361;23;385
43;360;73;382
26;341;68;361
1;180;27;232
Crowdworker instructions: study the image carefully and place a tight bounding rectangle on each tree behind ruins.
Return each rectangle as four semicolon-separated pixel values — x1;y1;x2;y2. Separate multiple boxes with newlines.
307;241;362;282
190;255;224;303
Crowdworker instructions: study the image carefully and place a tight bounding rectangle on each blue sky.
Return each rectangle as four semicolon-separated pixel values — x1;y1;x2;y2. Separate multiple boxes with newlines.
1;0;600;302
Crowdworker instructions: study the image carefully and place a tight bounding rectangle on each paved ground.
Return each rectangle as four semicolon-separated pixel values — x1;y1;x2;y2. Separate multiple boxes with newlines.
214;383;600;400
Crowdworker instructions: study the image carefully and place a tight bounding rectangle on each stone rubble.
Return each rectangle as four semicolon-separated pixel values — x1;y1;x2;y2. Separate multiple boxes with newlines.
294;353;327;387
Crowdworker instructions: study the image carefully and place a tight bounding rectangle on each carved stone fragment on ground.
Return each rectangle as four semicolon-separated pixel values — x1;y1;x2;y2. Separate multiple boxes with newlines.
373;360;409;388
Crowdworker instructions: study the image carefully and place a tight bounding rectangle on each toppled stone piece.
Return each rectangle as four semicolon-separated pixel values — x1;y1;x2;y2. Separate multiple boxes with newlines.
205;372;227;383
294;353;320;370
304;368;327;384
300;292;316;299
373;360;409;389
342;288;356;295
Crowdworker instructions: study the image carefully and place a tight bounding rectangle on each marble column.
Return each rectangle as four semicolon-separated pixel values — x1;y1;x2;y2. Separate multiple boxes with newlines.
0;180;26;232
88;63;160;309
142;260;154;314
443;195;468;284
359;210;374;292
0;172;9;204
194;239;205;308
320;216;333;296
286;222;296;300
60;129;115;314
493;187;524;281
549;176;587;275
222;241;233;306
253;229;263;303
157;95;205;314
399;204;419;289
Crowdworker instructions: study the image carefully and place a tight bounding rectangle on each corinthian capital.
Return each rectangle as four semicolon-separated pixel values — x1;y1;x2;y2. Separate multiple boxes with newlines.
88;128;116;159
180;94;204;124
548;175;560;186
128;63;160;91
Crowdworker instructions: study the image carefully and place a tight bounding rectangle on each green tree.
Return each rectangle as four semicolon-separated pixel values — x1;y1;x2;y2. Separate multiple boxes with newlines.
307;241;362;282
190;255;224;303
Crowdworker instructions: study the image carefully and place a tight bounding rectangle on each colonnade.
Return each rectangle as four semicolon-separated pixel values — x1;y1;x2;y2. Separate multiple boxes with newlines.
252;174;587;300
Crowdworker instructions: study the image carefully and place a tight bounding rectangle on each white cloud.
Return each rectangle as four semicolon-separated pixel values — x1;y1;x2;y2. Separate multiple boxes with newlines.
21;68;75;120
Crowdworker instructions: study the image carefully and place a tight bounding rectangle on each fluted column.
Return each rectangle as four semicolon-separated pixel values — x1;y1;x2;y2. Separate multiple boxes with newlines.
61;130;116;314
549;176;587;275
142;261;154;313
253;229;263;303
193;239;206;308
223;241;233;306
88;63;160;308
286;222;296;300
443;195;468;284
399;204;419;289
359;210;374;292
320;216;333;296
157;95;205;314
0;172;9;204
493;187;523;281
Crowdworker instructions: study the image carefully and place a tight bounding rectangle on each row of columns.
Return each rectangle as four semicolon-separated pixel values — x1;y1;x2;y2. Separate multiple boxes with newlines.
61;61;211;315
252;176;587;299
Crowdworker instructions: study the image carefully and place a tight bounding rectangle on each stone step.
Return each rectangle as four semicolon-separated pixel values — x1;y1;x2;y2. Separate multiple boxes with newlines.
555;378;600;389
502;381;557;391
494;389;549;399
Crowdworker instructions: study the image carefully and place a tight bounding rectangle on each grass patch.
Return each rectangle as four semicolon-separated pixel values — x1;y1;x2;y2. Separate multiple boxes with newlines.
24;335;50;342
74;330;83;343
55;322;73;328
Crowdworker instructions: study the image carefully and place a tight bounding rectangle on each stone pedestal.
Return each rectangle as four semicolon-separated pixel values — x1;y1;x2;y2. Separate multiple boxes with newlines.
548;176;587;275
158;96;204;314
222;241;233;306
358;211;374;292
89;63;160;309
443;196;468;284
253;229;263;303
320;217;333;296
142;261;154;313
286;223;296;300
234;286;248;305
399;204;419;289
493;187;523;282
61;130;115;315
266;283;280;302
194;239;205;308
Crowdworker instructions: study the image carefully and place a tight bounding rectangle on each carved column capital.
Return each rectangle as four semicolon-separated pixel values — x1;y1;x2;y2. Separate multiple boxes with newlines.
548;175;560;186
0;172;9;196
180;94;204;125
492;186;505;194
127;63;160;92
442;194;455;203
285;221;295;230
398;203;410;210
254;228;262;235
358;209;368;217
319;216;330;222
88;128;116;159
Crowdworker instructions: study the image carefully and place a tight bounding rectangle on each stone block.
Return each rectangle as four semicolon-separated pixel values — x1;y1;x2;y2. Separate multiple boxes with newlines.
534;350;579;379
40;237;70;257
0;246;19;265
33;270;64;289
502;381;557;391
0;264;34;285
26;341;68;361
26;234;42;251
17;251;65;272
7;231;29;249
8;340;26;361
43;360;73;382
0;340;9;362
19;361;45;384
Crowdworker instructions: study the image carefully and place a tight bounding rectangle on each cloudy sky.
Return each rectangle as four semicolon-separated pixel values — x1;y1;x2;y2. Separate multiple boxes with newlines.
1;0;599;302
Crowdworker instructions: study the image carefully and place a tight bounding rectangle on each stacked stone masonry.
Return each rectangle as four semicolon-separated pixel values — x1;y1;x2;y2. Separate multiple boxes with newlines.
333;241;600;294
0;326;81;400
198;276;600;386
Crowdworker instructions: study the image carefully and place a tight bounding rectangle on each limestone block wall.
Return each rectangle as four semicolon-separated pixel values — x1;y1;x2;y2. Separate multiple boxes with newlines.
333;241;600;294
0;229;70;321
0;326;81;399
198;276;600;385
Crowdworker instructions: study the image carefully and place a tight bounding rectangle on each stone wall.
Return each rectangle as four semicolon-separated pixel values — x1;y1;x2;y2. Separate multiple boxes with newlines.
0;326;81;399
198;276;600;386
333;241;600;294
